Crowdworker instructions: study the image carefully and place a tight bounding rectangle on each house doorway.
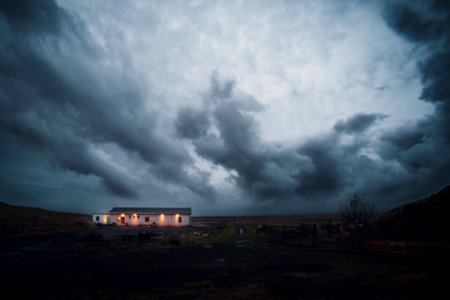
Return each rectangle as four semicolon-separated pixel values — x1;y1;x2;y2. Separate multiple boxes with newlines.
120;216;126;224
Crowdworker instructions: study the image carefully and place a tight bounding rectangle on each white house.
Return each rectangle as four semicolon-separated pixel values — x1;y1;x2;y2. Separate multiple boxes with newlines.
92;207;191;226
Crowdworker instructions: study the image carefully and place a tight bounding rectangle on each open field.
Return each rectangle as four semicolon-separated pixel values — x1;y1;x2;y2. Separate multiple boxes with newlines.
1;225;449;300
191;214;340;225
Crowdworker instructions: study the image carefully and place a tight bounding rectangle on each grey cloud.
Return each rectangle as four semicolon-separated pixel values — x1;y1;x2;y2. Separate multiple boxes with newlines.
54;138;138;198
1;105;138;198
2;0;450;214
0;0;215;202
0;0;68;35
180;68;449;210
209;70;235;101
377;0;450;196
0;0;141;198
295;136;344;196
380;125;425;154
175;107;210;139
182;75;388;202
383;1;445;43
334;113;387;134
420;52;450;103
189;76;300;200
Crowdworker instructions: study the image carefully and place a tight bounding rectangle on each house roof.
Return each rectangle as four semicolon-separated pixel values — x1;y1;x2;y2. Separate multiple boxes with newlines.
109;207;192;215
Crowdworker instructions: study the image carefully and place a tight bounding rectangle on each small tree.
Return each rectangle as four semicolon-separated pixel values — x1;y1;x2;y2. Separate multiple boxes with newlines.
339;194;375;236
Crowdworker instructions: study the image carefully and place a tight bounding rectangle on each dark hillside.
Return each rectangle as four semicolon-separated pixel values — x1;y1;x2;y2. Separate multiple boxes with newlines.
0;202;93;239
376;185;450;242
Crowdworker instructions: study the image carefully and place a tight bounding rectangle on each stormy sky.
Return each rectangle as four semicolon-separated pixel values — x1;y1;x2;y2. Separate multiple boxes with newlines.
1;0;449;215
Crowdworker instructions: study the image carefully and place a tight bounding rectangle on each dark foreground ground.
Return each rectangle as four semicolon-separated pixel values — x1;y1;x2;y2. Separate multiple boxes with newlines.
1;226;449;300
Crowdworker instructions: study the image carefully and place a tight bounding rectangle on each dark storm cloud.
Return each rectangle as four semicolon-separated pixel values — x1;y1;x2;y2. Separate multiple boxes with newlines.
179;74;388;202
175;108;210;139
0;0;67;35
294;141;341;196
0;0;140;198
334;113;387;134
180;60;449;209
420;52;450;103
383;1;445;43
380;125;425;153
0;0;214;201
377;0;450;199
180;74;299;200
2;0;450;214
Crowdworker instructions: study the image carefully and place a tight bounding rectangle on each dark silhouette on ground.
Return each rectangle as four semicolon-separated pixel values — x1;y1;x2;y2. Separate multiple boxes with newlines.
1;185;449;299
375;185;450;242
339;193;375;237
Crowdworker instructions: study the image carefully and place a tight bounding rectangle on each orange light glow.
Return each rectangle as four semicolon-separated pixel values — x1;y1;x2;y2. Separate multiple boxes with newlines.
103;215;108;224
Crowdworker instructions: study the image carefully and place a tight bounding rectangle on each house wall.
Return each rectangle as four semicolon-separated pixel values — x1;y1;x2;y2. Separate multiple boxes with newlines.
92;214;110;225
153;214;190;226
107;213;190;226
92;214;101;224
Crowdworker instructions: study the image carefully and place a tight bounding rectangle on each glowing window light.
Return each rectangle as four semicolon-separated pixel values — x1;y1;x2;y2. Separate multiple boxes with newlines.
118;213;125;222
